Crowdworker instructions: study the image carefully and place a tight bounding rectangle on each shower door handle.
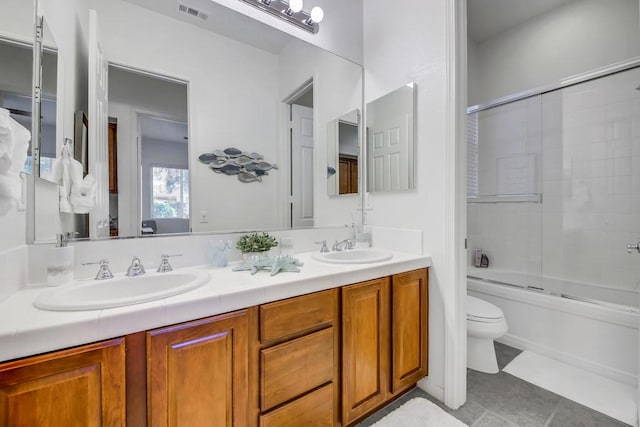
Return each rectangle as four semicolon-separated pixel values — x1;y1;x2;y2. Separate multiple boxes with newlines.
627;242;640;254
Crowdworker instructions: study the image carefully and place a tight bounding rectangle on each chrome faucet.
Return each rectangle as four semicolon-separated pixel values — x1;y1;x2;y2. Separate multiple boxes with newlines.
126;256;146;277
157;253;182;273
82;259;114;280
332;239;354;251
315;240;330;253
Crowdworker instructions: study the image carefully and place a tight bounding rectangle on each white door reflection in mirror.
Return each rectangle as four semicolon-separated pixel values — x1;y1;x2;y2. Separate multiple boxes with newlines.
366;83;415;193
291;103;314;228
88;9;109;238
107;66;188;238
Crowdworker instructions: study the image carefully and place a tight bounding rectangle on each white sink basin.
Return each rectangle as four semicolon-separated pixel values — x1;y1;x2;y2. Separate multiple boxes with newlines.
34;270;210;311
312;248;393;264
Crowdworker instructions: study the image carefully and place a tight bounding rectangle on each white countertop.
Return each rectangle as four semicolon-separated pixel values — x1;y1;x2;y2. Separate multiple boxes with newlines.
0;250;431;362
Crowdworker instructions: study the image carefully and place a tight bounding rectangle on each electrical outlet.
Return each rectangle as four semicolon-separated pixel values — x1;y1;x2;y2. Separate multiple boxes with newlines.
200;210;208;223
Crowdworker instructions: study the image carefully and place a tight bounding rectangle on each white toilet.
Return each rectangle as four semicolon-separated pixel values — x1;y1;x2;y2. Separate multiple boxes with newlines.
466;295;508;374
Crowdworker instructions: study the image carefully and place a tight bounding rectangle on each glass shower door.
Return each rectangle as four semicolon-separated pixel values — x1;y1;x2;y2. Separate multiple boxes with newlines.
467;96;543;290
540;66;640;310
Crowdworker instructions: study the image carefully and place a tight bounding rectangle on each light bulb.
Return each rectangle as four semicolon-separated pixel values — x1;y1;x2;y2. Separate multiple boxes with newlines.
310;6;324;23
289;0;303;13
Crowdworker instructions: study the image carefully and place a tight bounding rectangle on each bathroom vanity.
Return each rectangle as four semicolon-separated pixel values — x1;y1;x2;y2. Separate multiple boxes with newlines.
0;254;429;426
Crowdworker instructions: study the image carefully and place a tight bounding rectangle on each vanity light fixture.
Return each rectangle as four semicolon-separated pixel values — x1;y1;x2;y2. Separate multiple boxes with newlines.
238;0;324;34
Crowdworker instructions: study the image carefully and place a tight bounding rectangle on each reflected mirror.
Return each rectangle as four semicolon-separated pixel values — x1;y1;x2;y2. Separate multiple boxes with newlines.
366;83;415;193
327;109;360;196
24;0;363;242
0;24;57;177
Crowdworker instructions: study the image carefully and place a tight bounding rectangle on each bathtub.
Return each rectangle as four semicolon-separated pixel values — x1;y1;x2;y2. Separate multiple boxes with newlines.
468;272;638;386
468;267;639;311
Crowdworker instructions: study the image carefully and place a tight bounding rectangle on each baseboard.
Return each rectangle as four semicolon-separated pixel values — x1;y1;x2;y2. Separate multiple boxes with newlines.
417;377;445;403
498;334;637;386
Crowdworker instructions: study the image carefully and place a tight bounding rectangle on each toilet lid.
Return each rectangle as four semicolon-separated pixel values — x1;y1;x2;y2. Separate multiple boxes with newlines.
466;295;504;321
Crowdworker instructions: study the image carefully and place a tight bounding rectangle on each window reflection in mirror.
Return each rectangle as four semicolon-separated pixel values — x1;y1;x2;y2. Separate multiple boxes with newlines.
366;83;415;193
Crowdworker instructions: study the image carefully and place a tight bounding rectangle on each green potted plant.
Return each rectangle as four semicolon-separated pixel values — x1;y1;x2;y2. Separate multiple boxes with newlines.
236;232;278;258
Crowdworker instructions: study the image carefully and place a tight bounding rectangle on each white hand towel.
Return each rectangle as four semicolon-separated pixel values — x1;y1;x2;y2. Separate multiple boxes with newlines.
0;108;30;216
70;173;96;214
0;109;14;163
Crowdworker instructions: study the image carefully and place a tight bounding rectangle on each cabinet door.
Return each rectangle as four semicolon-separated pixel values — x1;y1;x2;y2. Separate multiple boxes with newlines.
147;310;249;427
342;277;390;425
391;269;428;394
0;338;126;427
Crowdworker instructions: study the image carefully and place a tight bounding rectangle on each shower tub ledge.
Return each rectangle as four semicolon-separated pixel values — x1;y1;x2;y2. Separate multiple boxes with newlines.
468;277;638;387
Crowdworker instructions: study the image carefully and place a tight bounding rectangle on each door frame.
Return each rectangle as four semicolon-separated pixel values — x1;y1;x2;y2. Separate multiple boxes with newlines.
444;0;468;409
281;78;314;229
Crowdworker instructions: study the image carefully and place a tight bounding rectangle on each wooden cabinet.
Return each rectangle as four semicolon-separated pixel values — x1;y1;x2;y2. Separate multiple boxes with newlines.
342;269;429;425
0;267;428;427
342;277;390;425
252;289;339;427
338;156;358;194
147;309;250;427
391;269;429;393
0;338;126;427
108;122;118;193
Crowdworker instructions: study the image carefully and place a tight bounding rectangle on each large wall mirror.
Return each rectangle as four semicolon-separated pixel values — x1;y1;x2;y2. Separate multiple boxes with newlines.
366;83;416;193
19;0;363;242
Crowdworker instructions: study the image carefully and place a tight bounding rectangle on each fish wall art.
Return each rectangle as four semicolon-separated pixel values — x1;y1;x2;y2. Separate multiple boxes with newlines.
198;147;278;183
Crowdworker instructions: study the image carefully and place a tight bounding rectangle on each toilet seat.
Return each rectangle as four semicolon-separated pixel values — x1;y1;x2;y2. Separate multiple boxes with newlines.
467;295;504;323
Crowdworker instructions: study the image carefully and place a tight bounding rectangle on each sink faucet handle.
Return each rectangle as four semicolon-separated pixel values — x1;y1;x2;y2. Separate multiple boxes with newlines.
82;259;114;280
126;256;146;277
314;240;329;253
157;253;183;273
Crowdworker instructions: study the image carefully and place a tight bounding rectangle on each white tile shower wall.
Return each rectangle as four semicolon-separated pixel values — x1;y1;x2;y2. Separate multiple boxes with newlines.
540;68;640;295
467;97;543;285
469;67;640;298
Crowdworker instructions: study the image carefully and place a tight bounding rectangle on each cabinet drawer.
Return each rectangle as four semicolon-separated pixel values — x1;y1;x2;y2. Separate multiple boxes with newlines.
260;383;334;427
261;327;334;411
260;289;336;342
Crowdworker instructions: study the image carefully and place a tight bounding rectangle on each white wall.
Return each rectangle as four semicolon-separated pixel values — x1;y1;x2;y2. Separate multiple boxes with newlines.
364;0;452;401
94;0;281;233
469;0;640;106
277;37;363;228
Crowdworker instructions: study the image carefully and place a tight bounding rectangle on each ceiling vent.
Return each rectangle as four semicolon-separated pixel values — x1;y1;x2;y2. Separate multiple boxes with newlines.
178;4;208;20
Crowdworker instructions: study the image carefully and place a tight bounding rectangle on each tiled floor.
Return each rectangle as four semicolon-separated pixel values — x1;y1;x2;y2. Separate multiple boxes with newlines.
357;342;631;427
